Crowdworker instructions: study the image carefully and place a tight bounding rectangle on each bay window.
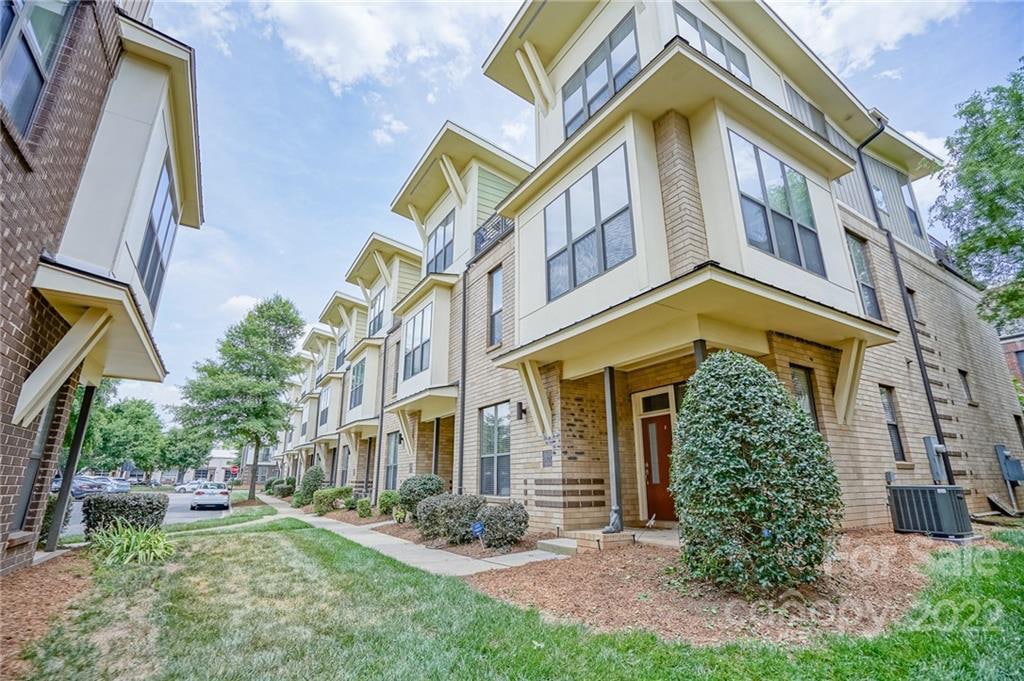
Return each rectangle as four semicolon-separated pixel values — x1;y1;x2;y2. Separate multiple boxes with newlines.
562;12;638;138
402;303;432;380
545;144;634;300
479;402;510;496
426;211;454;274
729;130;825;277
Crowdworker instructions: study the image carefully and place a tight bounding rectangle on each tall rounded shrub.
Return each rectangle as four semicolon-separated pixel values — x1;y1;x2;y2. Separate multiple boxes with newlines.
669;350;843;593
293;465;325;506
399;474;444;521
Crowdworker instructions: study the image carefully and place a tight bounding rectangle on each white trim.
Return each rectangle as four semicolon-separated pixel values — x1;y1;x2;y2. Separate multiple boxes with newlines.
630;384;678;523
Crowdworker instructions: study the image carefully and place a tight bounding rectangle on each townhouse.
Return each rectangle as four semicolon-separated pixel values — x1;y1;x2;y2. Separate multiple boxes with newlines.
278;0;1024;536
1;0;202;572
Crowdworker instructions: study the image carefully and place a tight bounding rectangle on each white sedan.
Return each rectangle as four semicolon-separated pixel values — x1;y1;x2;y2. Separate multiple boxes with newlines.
175;480;203;494
190;482;231;510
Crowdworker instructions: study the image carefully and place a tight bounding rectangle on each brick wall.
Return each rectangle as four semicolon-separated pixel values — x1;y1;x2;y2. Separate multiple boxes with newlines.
1003;337;1024;384
1;1;120;574
653;110;708;277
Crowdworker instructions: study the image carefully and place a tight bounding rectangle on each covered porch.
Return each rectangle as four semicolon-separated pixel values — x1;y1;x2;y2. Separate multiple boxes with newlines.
385;387;458;490
338;417;379;497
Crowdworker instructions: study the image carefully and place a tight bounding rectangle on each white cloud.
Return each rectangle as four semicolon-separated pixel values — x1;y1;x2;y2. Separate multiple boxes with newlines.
875;68;904;81
768;1;968;76
905;130;949;237
116;381;183;425
161;1;240;57
219;294;260;319
497;106;534;162
250;1;517;95
371;113;409;146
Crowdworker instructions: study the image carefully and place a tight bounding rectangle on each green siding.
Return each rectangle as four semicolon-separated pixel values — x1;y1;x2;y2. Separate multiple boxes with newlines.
476;168;516;227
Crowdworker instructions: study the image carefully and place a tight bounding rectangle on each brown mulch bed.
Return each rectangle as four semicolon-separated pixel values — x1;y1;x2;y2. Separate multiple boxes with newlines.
322;509;389;525
374;522;554;558
233;499;265;508
467;529;950;646
1;552;92;680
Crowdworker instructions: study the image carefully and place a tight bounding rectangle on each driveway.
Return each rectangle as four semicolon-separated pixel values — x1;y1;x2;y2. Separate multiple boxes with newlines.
64;492;229;535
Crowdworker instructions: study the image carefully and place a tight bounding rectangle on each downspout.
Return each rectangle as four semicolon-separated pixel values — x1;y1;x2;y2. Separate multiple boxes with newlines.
373;334;389;504
856;116;955;485
456;274;469;494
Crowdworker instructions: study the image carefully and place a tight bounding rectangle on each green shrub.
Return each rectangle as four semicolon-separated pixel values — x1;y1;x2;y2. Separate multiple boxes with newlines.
399;474;445;520
89;520;174;565
285;476;296;487
670;350;843;594
263;477;278;492
83;493;168;537
313;487;350;515
378;490;400;516
392;505;408;523
275;483;294;498
477;501;529;550
292;465;325;506
356;498;372;518
344;496;358;510
416;494;486;544
37;493;72;548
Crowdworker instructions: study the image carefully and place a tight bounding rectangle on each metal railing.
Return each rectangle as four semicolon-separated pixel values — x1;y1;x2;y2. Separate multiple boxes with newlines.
473;213;514;256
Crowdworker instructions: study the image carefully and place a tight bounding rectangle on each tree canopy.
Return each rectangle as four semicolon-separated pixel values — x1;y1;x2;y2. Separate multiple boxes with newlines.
83;398;166;475
933;60;1024;328
158;426;214;482
60;379;119;470
175;294;304;500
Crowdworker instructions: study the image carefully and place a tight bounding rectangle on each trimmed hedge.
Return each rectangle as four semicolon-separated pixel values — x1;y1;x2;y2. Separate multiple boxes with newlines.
378;490;400;516
399;474;444;520
275;483;294;498
356;498;372;518
477;501;529;550
293;465;325;506
37;493;72;548
83;493;168;537
313;487;352;515
263;477;278;492
670;350;843;594
416;494;486;544
344;496;357;510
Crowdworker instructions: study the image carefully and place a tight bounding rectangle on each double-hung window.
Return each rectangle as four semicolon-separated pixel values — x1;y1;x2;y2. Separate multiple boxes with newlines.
790;365;820;431
479;402;511;496
368;290;385;335
335;332;347;370
488;266;503;346
846;233;882;320
349;358;365;408
426;211;454;273
136;159;180;310
729;130;825;277
384;431;400;490
899;179;923;237
561;12;638;138
402;303;432;380
340;445;350;485
879;386;906;462
0;0;74;136
300;402;309;438
319;386;330;426
315;357;325;383
545;144;634;300
674;4;750;85
784;82;827;137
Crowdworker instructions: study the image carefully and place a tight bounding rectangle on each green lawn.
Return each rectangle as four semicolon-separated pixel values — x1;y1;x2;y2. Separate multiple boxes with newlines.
22;525;1024;680
162;504;277;533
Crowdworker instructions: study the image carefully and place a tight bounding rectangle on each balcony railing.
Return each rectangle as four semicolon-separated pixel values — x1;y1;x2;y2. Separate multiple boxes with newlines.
474;213;514;256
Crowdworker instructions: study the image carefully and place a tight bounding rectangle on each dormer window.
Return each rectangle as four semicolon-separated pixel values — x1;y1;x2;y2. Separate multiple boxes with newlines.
426;210;454;274
562;12;638;139
136;159;179;310
368;290;385;335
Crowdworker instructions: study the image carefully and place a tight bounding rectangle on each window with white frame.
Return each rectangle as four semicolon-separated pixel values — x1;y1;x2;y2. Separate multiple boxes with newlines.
335;332;347;369
488;266;503;346
319;386;331;426
0;0;74;136
479;402;510;496
674;4;750;86
136;158;180;310
402;303;432;380
561;12;638;138
899;179;923;237
729;130;826;277
349;358;365;408
340;445;350;485
790;365;820;431
545;144;634;300
368;290;385;335
879;386;906;462
846;232;882;320
784;82;827;137
426;211;454;274
384;431;400;490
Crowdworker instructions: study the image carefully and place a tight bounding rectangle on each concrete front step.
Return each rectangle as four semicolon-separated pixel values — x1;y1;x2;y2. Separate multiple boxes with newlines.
536;537;578;556
563;530;637;553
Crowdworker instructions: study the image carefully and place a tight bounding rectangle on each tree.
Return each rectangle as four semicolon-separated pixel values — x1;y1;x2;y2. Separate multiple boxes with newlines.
669;351;843;594
175;295;304;501
84;398;165;475
159;426;213;483
933;60;1024;328
60;379;119;470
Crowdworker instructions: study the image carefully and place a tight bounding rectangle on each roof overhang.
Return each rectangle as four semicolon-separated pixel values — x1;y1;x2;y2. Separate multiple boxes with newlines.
483;0;599;102
344;233;422;287
345;336;383;363
338;416;380;439
117;12;203;227
385;385;459;422
498;38;855;216
497;262;897;381
301;326;334;354
318;290;367;328
392;273;459;317
391;121;532;222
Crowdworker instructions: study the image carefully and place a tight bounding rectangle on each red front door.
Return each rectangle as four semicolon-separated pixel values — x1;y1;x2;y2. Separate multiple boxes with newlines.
641;414;676;521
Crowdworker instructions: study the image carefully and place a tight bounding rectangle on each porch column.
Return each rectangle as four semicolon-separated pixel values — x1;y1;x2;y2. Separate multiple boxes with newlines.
46;385;95;552
601;367;623;534
693;338;707;367
431;417;441;475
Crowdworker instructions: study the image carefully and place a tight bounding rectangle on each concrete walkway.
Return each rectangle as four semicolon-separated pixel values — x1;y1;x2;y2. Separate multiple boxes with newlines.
256;493;565;576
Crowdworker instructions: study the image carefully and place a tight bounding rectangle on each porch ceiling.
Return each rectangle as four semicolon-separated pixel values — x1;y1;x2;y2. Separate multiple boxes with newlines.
385;385;458;422
338;416;380;439
497;263;897;380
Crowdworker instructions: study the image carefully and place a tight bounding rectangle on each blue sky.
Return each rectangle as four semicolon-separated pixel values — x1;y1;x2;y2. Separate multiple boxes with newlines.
122;0;1024;416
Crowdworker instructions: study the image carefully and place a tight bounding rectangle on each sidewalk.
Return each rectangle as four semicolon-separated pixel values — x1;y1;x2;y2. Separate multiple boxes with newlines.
256;493;565;576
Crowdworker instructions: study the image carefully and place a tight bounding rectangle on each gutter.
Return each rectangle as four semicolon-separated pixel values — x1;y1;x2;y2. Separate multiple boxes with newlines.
456;275;469;494
372;329;390;504
857;117;955;485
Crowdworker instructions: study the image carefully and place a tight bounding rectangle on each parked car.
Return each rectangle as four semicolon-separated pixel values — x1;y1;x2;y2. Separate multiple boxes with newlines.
70;476;105;500
175;480;204;494
51;474;63;493
91;476;131;493
191;482;230;510
134;478;160;488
